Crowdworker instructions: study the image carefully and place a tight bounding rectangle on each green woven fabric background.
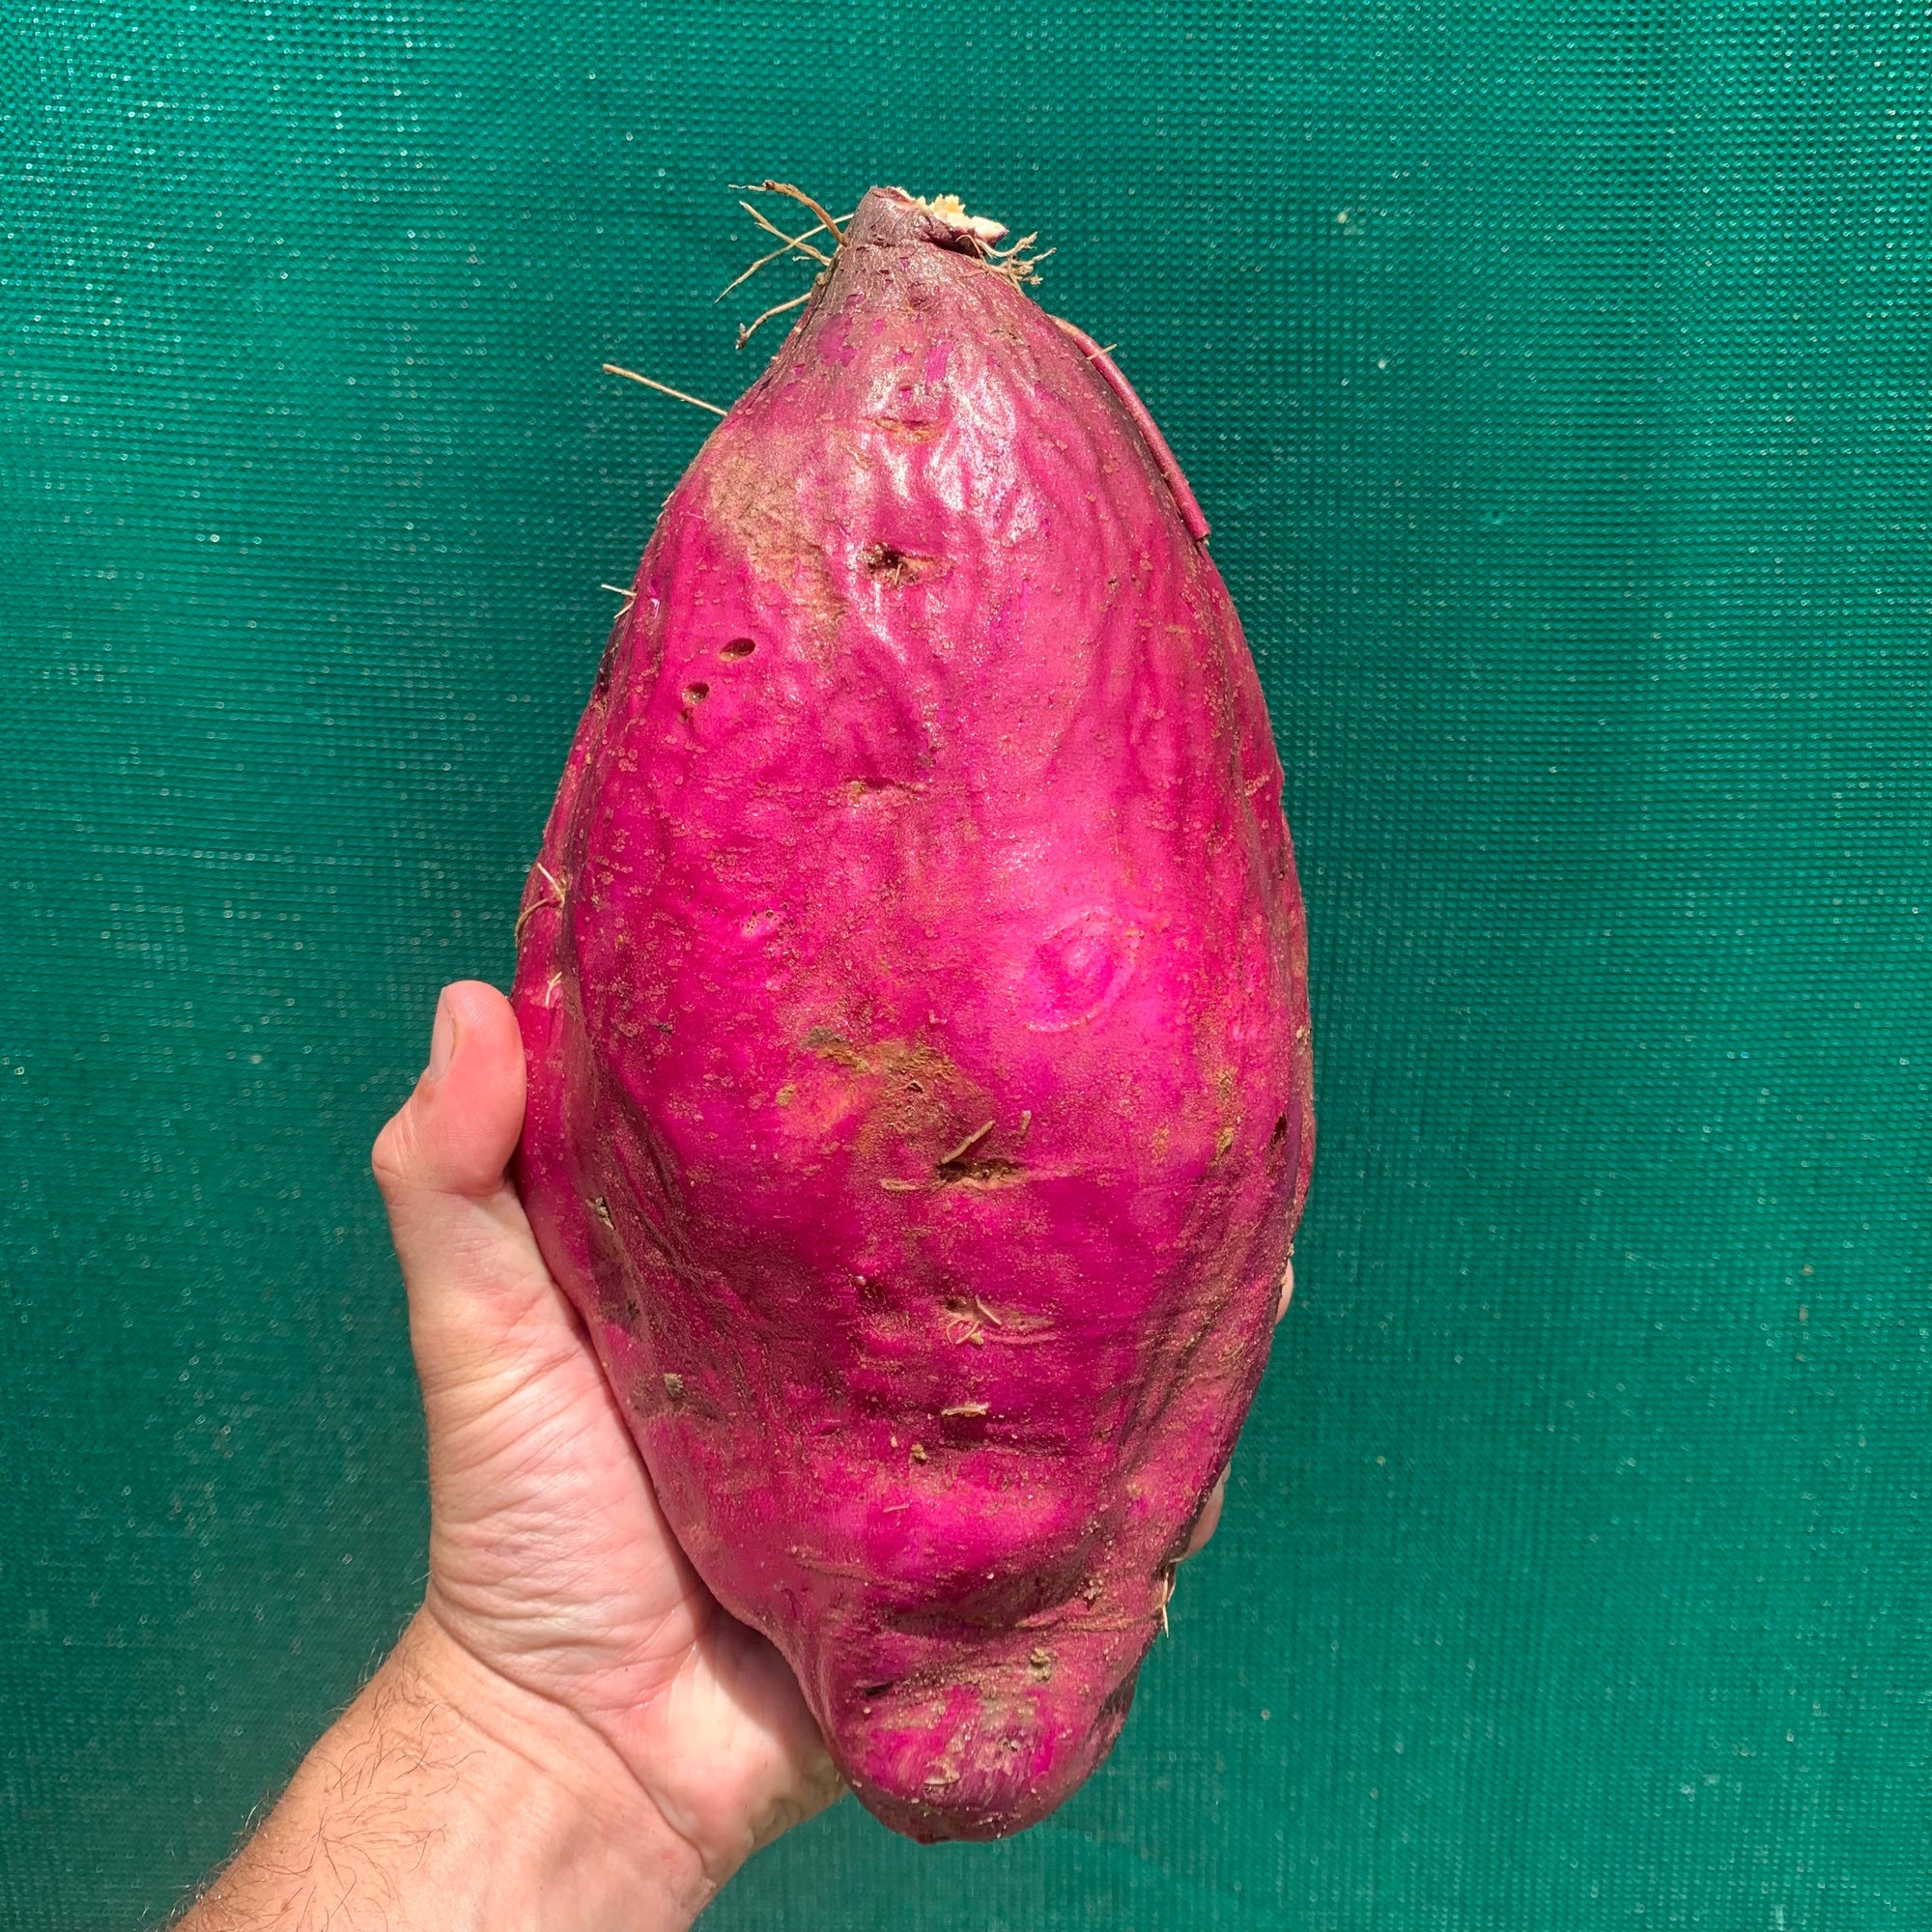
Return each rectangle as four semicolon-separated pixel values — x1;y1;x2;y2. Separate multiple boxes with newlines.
4;3;1928;1925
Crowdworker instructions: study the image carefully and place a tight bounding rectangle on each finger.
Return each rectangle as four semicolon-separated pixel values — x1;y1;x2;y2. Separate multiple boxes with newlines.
1180;1466;1229;1559
372;981;580;1395
1179;1264;1292;1569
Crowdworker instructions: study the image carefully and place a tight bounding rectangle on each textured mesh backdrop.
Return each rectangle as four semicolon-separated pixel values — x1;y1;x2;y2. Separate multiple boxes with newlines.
3;3;1929;1926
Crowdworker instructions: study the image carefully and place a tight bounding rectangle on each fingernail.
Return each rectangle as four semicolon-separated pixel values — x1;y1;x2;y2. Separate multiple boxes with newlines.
426;990;456;1081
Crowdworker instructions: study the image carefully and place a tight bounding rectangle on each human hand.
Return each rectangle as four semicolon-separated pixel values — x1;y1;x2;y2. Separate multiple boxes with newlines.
371;980;845;1899
179;981;840;1932
177;980;1285;1929
1178;1260;1295;1559
373;978;1278;1859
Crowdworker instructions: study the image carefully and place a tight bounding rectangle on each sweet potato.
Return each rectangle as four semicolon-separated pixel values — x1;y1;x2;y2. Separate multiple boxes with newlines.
510;185;1313;1841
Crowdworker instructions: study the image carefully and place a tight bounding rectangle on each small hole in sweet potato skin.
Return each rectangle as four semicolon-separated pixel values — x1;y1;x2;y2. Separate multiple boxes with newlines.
721;637;756;660
683;682;710;706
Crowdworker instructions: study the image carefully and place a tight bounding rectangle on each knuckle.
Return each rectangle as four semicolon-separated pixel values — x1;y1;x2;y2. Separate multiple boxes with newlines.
370;1112;418;1196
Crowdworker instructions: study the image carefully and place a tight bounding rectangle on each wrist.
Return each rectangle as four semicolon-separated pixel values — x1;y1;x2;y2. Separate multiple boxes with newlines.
182;1609;712;1932
391;1607;717;1928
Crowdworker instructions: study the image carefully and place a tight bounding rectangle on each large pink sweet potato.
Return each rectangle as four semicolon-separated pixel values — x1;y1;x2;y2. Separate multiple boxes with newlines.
510;185;1313;1841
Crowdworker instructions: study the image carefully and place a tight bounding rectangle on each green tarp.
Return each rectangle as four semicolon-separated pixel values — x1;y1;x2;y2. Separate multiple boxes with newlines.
3;4;1927;1925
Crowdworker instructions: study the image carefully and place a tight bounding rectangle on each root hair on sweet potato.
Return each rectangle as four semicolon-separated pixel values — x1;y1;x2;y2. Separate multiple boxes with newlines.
601;362;726;416
746;178;846;248
512;861;565;942
736;283;819;351
716;211;849;302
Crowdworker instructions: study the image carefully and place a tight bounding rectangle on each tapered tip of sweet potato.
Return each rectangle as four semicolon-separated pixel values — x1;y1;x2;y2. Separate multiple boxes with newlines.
838;1652;1142;1842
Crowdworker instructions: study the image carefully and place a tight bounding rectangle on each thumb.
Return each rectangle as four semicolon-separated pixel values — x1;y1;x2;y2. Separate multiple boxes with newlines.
372;980;577;1405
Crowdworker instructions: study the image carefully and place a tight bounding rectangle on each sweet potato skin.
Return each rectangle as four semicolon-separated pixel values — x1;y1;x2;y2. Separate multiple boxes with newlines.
510;187;1313;1841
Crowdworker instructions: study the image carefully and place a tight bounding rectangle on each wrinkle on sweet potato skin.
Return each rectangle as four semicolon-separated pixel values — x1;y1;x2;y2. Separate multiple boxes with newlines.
510;186;1313;1842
